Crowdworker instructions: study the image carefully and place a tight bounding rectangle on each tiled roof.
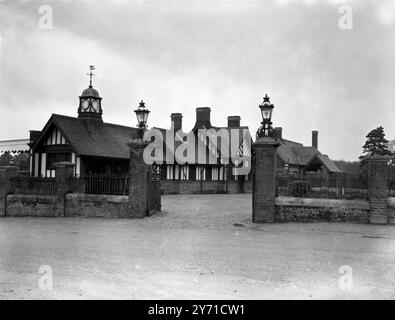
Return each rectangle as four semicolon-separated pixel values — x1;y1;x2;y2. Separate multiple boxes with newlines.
33;114;139;159
277;138;340;172
312;154;342;173
31;113;339;173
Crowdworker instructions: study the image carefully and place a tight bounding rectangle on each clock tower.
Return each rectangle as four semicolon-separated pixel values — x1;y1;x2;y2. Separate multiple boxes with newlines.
78;65;103;119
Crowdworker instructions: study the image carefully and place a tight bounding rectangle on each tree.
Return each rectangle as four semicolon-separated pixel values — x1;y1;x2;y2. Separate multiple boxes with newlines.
333;160;360;177
358;126;394;183
0;152;13;166
359;126;393;161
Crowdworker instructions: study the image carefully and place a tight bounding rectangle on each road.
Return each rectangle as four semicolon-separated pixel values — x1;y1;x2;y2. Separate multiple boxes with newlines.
1;194;395;299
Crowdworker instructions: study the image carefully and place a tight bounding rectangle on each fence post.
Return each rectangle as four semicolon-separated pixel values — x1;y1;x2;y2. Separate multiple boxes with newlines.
252;137;280;223
366;156;389;225
55;162;76;217
128;139;151;218
0;166;18;217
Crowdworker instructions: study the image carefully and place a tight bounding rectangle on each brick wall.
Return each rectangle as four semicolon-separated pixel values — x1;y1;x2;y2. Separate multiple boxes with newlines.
275;196;370;223
5;193;142;218
252;140;279;223
129;140;151;218
65;193;132;218
160;180;252;194
367;156;389;224
0;166;17;216
6;194;62;217
389;197;395;225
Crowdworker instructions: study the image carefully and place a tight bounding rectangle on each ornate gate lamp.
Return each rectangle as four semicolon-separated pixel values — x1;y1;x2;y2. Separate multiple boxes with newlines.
252;94;280;223
134;100;150;139
257;94;276;139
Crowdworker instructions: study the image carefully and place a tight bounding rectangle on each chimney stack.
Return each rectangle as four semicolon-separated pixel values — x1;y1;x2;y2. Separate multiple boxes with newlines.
171;113;183;133
312;130;318;149
275;127;283;140
227;116;241;128
195;107;211;129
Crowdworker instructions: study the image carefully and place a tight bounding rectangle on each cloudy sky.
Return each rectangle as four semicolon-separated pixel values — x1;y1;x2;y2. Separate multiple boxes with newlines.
0;0;394;161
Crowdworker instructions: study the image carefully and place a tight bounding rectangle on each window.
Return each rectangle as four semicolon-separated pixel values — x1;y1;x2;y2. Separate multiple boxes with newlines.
180;165;189;180
46;153;71;169
206;166;212;181
189;165;196;180
160;164;167;180
166;165;174;180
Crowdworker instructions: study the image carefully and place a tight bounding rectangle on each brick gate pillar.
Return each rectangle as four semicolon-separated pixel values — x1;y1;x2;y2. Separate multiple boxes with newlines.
366;156;389;224
55;162;75;217
252;137;280;223
129;139;151;218
0;166;18;217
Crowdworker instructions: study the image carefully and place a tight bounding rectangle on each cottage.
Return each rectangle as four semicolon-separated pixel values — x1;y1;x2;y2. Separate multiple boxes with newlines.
275;127;341;178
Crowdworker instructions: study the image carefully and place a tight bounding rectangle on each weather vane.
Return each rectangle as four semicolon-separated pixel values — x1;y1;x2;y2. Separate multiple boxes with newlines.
87;65;95;88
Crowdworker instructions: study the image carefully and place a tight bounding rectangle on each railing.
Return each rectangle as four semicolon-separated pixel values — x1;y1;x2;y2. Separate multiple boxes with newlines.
12;176;57;196
80;175;129;195
276;174;368;200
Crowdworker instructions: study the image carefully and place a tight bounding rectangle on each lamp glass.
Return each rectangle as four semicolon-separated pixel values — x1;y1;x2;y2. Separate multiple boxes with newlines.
135;108;149;125
260;107;272;121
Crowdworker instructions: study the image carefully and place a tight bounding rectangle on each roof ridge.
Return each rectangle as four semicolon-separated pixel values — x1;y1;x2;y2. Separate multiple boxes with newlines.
102;121;136;130
53;114;137;131
52;113;78;120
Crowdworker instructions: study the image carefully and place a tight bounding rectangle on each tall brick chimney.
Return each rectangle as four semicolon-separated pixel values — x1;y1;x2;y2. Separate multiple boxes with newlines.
275;127;283;140
312;130;318;149
227;116;241;128
171;113;183;133
194;107;211;129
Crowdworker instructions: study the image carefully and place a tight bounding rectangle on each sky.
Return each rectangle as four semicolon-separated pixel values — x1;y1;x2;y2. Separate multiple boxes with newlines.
0;0;394;161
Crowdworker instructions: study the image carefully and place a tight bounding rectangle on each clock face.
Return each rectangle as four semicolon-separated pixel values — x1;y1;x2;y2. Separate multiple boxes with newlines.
92;100;99;112
81;99;90;111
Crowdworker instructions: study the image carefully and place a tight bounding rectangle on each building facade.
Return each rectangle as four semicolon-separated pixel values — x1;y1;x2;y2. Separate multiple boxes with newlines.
26;72;340;194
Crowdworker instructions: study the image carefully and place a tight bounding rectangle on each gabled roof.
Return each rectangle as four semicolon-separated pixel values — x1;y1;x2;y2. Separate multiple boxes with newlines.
277;139;305;165
309;154;342;173
277;138;340;172
32;114;139;159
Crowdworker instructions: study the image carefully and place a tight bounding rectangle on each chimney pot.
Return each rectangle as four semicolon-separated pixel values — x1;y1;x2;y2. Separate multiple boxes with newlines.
171;113;183;133
275;127;283;139
194;107;211;129
227;116;241;128
312;130;318;149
